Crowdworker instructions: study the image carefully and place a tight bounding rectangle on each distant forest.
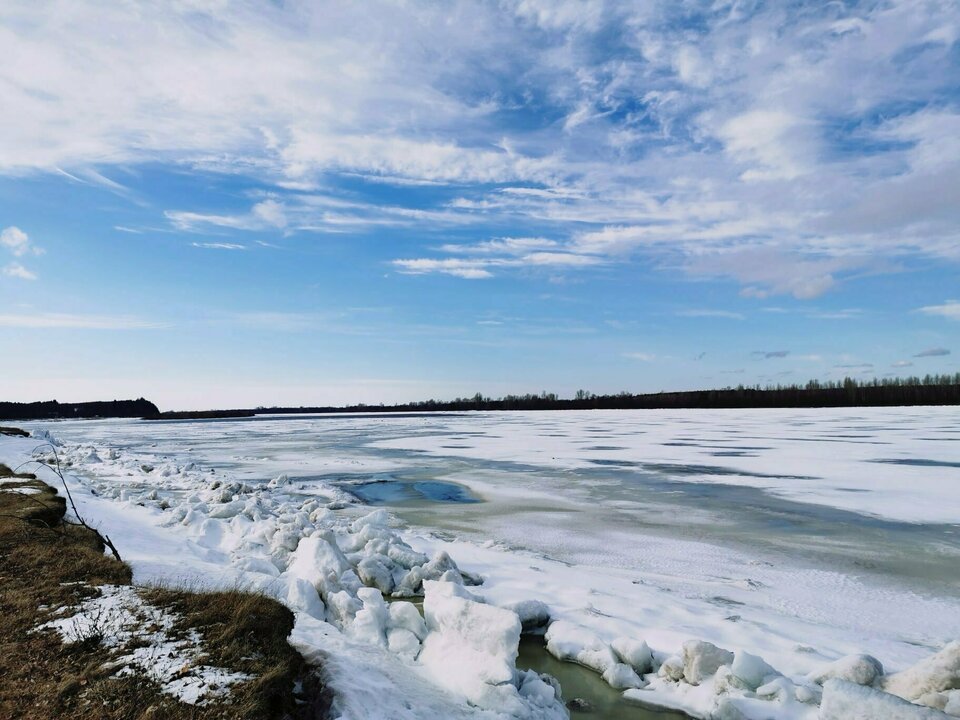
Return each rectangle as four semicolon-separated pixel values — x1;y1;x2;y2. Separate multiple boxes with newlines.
2;376;958;422
248;373;960;414
0;398;159;421
248;373;960;415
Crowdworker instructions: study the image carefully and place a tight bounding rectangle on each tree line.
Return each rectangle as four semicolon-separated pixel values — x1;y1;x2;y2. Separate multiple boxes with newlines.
2;375;958;421
0;398;160;421
256;374;960;414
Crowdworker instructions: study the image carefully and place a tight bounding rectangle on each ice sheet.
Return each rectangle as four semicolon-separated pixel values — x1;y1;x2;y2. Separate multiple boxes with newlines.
4;407;959;719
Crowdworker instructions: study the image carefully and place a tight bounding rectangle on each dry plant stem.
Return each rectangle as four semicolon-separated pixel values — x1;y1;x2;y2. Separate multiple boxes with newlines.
16;444;123;562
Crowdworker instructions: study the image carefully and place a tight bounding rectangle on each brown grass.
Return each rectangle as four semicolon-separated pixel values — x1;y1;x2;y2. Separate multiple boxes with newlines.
0;461;38;478
0;472;67;528
143;587;330;719
0;476;331;719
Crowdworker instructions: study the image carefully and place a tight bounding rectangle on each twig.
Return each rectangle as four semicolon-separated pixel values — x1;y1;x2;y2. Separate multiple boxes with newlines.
17;445;123;562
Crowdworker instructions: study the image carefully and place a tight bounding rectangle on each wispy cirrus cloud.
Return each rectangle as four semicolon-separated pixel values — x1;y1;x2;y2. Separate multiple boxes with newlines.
808;309;864;320
437;237;559;255
392;258;493;280
167;194;481;237
676;309;744;320
169;200;287;233
0;312;163;329
392;253;604;279
191;242;246;251
917;301;960;321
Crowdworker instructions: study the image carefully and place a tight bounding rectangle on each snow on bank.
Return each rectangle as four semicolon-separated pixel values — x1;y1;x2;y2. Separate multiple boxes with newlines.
1;432;565;719
39;585;250;704
3;426;959;719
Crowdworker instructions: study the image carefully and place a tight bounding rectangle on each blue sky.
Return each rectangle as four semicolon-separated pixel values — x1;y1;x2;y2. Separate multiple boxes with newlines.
1;0;958;410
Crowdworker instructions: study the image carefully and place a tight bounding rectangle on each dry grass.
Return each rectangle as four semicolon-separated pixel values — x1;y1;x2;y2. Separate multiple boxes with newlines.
0;469;67;528
0;461;38;478
0;461;330;719
143;586;329;719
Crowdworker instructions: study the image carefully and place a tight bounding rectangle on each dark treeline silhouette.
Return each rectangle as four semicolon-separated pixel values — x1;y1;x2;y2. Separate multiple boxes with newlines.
5;376;958;422
248;374;960;415
0;398;159;421
154;409;256;420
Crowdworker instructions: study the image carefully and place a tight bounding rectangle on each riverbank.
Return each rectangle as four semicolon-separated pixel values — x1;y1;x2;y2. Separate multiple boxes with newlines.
0;434;329;719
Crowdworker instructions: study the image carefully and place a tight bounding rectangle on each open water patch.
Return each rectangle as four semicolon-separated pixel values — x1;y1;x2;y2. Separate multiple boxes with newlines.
340;477;481;505
517;636;689;719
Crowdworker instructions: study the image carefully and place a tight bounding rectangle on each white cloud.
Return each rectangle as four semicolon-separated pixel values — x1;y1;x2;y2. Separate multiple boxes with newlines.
168;195;480;235
523;252;601;267
623;352;655;362
393;258;493;279
392;248;602;279
718;110;810;181
169;211;259;232
191;242;246;250
685;249;851;300
281;132;558;185
673;45;712;88
510;0;606;32
918;301;960;321
1;0;958;297
808;309;863;320
1;227;43;279
2;262;36;280
676;309;745;320
0;2;532;180
251;199;287;228
438;237;559;255
169;200;289;232
0;226;38;256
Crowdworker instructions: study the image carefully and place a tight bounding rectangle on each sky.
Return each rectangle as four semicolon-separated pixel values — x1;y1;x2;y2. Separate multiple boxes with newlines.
0;0;958;410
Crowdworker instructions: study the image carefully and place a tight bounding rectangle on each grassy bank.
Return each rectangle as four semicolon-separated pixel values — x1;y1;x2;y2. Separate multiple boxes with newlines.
0;440;330;719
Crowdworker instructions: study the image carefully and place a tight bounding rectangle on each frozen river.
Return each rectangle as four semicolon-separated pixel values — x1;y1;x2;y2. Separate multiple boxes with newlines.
34;408;960;596
12;407;960;719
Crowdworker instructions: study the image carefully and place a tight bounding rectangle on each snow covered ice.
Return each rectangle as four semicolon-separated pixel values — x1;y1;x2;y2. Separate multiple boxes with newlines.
819;679;953;719
3;406;960;719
